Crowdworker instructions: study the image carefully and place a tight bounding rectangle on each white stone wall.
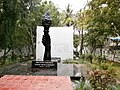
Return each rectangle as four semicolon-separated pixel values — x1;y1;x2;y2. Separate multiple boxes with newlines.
36;26;73;61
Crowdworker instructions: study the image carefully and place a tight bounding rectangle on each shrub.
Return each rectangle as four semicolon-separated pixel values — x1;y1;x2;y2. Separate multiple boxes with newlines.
75;76;92;90
74;51;80;59
99;63;109;70
88;70;117;90
96;55;106;65
91;64;98;70
86;54;93;64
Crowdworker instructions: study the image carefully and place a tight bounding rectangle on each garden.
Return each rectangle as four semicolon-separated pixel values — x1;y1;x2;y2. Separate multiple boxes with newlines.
64;54;120;90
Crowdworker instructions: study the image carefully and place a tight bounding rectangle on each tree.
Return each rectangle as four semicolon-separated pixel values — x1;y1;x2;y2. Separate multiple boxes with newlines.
73;34;80;58
0;0;61;64
74;34;80;52
0;0;19;63
83;0;120;56
63;4;74;26
75;9;88;55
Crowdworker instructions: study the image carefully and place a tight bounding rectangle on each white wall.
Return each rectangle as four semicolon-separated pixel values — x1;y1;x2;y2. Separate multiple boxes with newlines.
36;26;73;61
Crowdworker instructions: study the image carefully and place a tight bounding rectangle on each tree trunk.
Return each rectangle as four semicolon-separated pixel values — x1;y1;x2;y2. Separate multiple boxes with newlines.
90;45;94;54
93;47;96;55
112;50;115;62
112;41;118;61
1;48;11;65
18;48;23;60
80;27;84;55
100;46;103;56
31;28;36;59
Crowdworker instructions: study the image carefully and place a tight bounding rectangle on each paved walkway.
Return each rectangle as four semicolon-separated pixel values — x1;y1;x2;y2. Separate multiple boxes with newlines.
0;61;57;76
0;60;90;77
0;75;73;90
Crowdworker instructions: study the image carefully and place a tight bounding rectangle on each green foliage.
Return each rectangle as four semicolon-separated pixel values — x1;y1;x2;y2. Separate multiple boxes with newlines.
0;55;18;66
75;69;119;90
91;64;98;70
80;54;86;60
74;34;80;48
78;0;120;56
74;51;79;59
74;34;80;58
75;77;92;90
63;4;74;26
0;0;61;64
116;84;120;90
85;54;93;64
99;63;109;70
63;59;79;64
96;55;107;64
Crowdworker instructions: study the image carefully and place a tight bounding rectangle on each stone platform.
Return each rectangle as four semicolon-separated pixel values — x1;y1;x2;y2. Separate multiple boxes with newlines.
0;75;73;90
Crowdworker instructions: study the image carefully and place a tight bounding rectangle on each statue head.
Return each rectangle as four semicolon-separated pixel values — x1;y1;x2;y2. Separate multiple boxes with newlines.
42;11;52;30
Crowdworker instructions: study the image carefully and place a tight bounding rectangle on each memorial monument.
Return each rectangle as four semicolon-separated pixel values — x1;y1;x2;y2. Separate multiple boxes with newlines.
32;12;57;69
42;12;52;61
32;11;81;77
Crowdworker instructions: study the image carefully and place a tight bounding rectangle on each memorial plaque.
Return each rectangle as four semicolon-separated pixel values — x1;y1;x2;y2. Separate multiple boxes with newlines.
32;61;57;69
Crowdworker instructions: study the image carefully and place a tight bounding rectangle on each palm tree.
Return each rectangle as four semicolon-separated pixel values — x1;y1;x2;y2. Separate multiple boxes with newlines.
63;4;74;26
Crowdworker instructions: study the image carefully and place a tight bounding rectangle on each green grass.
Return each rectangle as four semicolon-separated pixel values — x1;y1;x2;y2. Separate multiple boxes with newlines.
0;56;32;68
112;63;120;80
0;58;19;68
63;59;86;64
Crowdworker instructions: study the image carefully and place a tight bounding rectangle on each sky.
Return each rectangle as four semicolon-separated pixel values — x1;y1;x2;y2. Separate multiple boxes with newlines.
46;0;90;13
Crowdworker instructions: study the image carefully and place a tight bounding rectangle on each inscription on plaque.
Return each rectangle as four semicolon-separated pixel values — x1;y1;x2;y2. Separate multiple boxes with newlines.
32;61;57;69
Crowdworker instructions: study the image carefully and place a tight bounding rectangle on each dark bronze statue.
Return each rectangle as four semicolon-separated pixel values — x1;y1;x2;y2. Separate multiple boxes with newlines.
42;12;52;61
